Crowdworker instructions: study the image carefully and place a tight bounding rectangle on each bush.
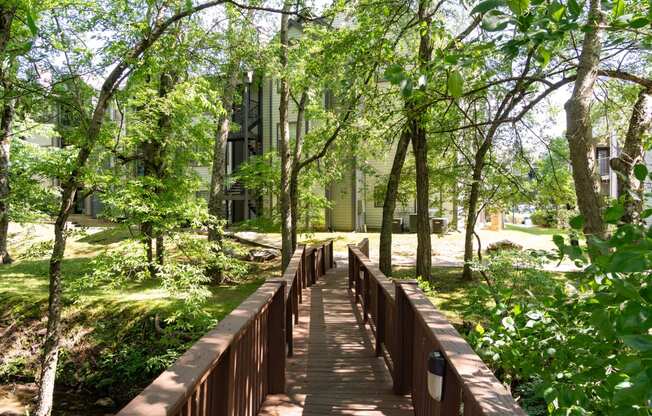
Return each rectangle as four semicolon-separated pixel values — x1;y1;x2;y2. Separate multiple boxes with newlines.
531;210;556;227
19;240;54;260
465;207;652;415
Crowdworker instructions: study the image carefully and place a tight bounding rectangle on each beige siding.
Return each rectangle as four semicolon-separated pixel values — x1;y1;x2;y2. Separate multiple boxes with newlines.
193;166;210;190
330;177;354;231
361;140;414;230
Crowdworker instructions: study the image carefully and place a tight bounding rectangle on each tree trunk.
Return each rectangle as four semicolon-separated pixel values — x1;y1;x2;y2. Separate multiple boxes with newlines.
462;164;482;280
410;0;433;281
290;92;308;251
208;65;238;242
142;225;155;277
156;235;164;266
451;181;459;231
279;3;293;269
0;92;14;264
0;6;16;265
610;89;652;223
379;130;410;276
35;184;77;416
412;120;431;280
462;128;496;280
140;71;175;277
564;0;605;240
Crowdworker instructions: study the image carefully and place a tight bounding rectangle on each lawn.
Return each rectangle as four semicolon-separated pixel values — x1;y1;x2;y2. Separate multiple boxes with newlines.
504;223;565;236
0;223;278;415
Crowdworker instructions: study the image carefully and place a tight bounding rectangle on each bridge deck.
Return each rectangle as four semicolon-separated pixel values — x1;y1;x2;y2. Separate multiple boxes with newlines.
259;262;413;416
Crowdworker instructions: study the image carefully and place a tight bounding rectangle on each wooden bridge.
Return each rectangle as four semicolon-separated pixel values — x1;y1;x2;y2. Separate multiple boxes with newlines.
117;240;525;416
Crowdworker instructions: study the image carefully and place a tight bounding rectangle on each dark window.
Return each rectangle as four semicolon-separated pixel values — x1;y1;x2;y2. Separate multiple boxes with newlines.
596;147;610;177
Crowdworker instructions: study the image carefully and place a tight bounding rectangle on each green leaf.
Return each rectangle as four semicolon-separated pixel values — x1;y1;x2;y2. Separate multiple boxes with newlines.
621;335;652;352
471;0;506;14
400;78;413;98
613;0;625;18
609;251;648;273
568;0;582;17
553;234;565;249
185;0;193;11
633;164;648;181
604;205;625;223
548;2;566;21
482;10;512;31
448;70;464;98
629;16;650;28
537;46;551;66
26;9;38;37
507;0;530;15
569;215;585;230
384;64;405;85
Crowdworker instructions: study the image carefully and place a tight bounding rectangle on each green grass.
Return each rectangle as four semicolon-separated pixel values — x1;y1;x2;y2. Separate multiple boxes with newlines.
505;223;565;236
0;225;276;413
392;266;477;325
392;263;569;327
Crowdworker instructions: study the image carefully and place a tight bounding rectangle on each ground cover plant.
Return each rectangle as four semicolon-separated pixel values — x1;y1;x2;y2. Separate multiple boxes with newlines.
0;225;277;414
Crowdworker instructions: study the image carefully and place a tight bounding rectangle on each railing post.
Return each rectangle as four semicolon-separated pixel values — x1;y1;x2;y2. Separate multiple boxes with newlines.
354;258;362;304
297;255;303;305
376;285;385;357
348;245;354;289
394;280;418;395
329;241;334;268
286;293;293;357
268;280;286;394
293;278;299;325
362;267;369;323
320;246;326;276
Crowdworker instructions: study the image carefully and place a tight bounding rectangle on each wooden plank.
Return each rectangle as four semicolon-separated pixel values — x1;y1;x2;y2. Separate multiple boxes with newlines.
259;264;413;416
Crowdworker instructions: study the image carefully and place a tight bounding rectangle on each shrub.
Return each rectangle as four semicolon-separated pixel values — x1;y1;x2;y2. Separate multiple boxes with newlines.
19;240;54;260
466;205;652;415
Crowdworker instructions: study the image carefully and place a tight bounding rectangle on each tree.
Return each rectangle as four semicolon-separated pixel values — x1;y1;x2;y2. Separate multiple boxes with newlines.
0;1;40;264
533;136;576;226
610;87;652;223
34;2;235;414
207;4;259;278
564;0;606;242
278;1;293;269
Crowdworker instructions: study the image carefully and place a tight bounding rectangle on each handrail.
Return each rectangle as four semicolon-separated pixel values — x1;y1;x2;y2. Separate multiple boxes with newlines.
348;238;525;416
118;240;335;416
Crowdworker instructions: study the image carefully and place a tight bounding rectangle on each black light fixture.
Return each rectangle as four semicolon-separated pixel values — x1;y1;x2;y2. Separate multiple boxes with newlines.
427;351;446;401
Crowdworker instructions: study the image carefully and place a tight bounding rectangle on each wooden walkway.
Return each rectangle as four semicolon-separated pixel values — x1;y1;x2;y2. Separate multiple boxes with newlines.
259;262;414;416
118;241;524;416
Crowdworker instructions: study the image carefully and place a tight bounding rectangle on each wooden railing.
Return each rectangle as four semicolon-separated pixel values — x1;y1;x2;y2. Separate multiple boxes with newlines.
117;240;335;416
348;239;525;416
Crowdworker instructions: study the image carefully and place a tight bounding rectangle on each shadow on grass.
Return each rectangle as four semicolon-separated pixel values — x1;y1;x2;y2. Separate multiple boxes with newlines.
392;266;477;325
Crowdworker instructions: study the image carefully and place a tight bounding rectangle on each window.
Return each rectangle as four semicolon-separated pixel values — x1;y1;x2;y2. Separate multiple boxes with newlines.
596;147;610;177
